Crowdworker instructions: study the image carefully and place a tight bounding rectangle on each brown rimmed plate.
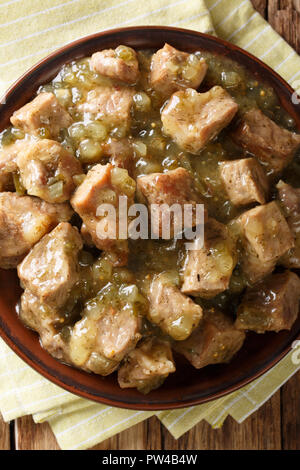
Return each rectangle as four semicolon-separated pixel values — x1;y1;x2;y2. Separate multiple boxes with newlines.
0;26;300;410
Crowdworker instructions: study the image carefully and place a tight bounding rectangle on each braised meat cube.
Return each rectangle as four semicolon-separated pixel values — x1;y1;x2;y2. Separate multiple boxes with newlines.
78;86;134;134
236;202;294;283
137;167;203;238
118;337;175;394
0;140;27;191
17;139;82;203
220;157;269;206
277;181;300;215
240;244;276;285
236;271;300;333
238;201;294;264
148;273;203;341
71;163;135;266
174;309;245;369
0;193;72;269
231;108;300;177
20;290;68;361
18;222;82;308
161;86;238;154
277;180;300;268
182;218;237;298
150;43;207;96
10;92;73;139
69;287;142;374
91;46;139;84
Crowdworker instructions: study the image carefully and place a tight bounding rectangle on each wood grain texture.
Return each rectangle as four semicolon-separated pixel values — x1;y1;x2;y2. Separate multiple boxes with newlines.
15;417;59;450
268;0;300;52
294;0;300;15
0;414;10;450
5;0;300;451
251;0;268;16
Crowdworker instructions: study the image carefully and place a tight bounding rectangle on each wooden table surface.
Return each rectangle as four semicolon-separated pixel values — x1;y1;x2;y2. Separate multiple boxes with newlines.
1;0;300;451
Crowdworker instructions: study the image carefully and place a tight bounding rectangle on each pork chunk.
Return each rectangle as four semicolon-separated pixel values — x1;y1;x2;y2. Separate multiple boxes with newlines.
277;180;300;268
238;201;294;264
150;43;207;96
18;222;82;308
78;86;134;134
240;244;276;285
11;92;73;139
148;273;203;340
231;108;300;177
174;309;245;369
236;202;294;283
236;271;300;333
71;163;135;265
17;139;82;203
118;337;175;394
0;140;27;191
182;218;237;298
91;46;139;84
20;290;68;361
137;167;203;238
161;86;238;154
69;290;141;374
0;193;72;269
220;157;269;206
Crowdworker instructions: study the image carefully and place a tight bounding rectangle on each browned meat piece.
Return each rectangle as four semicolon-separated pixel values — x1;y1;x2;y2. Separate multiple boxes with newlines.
174;309;245;369
220;157;269;206
11;92;73;139
18;222;82;308
91;46;139;84
238;201;294;264
240;244;276;285
71;163;135;266
137;167;204;238
20;290;67;361
277;180;300;268
78;86;134;134
231;108;300;177
118;337;175;394
161;86;238;154
69;289;142;374
102;137;134;175
0;140;27;191
148;273;203;340
0;193;72;269
150;43;207;96
182;218;237;298
236;271;300;333
236;202;295;283
17;139;82;203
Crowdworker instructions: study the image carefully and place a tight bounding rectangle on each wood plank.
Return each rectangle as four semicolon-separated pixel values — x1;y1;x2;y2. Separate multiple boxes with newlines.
294;0;300;15
162;391;281;450
268;0;300;53
0;414;10;450
15;417;59;450
251;0;268;17
281;370;300;450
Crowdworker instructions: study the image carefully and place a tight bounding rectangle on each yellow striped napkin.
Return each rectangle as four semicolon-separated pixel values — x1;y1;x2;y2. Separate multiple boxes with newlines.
1;0;300;450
